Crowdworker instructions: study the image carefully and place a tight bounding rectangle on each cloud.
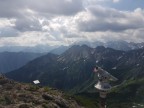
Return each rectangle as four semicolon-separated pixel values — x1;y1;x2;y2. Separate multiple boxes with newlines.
112;0;120;3
77;6;144;32
0;0;84;33
0;0;144;47
0;0;83;18
0;27;19;37
133;28;144;41
14;17;42;32
0;18;16;27
27;0;84;16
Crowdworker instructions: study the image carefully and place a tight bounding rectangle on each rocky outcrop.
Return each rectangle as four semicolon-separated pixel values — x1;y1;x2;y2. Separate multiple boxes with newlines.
0;74;84;108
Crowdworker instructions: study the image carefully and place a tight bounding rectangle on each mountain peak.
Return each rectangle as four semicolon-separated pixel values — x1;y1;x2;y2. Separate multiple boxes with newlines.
95;46;106;50
59;45;93;62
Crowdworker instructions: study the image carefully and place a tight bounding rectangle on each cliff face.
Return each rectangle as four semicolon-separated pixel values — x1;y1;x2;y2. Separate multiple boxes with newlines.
0;75;84;108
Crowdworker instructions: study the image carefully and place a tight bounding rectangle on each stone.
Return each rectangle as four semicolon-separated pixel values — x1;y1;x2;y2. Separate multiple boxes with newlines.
42;94;54;100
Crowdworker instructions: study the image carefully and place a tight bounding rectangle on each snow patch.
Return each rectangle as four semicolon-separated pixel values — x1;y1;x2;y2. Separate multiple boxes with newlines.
63;67;68;70
137;104;144;107
133;103;144;107
96;60;99;63
112;67;117;69
140;46;143;48
91;50;95;54
117;56;122;60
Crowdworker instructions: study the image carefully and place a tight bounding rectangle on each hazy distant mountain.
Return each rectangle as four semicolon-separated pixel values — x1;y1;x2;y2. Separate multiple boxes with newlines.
1;41;144;53
0;52;44;73
50;45;69;55
75;40;144;51
74;41;104;48
0;45;57;53
104;41;144;51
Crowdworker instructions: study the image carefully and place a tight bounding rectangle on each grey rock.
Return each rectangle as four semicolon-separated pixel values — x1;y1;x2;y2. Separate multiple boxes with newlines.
42;94;54;100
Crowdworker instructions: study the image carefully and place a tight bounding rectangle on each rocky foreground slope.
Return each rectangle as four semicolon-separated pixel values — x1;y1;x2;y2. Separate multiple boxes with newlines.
0;75;84;108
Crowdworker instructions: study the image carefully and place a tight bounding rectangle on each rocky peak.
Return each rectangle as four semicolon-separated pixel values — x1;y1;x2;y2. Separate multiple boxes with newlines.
58;45;93;62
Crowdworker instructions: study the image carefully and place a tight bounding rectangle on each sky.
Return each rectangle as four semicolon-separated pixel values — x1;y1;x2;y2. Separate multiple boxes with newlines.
0;0;144;47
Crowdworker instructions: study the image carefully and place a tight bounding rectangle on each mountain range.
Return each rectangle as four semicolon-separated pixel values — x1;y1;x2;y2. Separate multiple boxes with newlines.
5;45;144;108
74;41;144;51
1;41;144;73
0;45;57;53
6;45;144;89
0;52;44;73
1;41;144;54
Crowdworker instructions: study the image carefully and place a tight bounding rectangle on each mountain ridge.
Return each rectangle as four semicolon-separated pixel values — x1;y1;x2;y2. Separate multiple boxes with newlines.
5;45;140;90
5;45;144;108
5;45;144;91
0;52;44;73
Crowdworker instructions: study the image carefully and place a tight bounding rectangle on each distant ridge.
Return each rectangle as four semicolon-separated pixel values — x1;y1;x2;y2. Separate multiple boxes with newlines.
74;40;144;51
0;52;44;73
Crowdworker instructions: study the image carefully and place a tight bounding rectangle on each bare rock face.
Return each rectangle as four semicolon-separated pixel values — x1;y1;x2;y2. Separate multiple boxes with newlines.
0;75;84;108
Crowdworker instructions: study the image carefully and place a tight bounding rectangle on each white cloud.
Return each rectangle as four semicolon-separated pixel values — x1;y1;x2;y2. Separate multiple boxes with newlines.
0;19;15;27
113;0;120;3
77;6;144;32
0;27;19;37
0;0;144;47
